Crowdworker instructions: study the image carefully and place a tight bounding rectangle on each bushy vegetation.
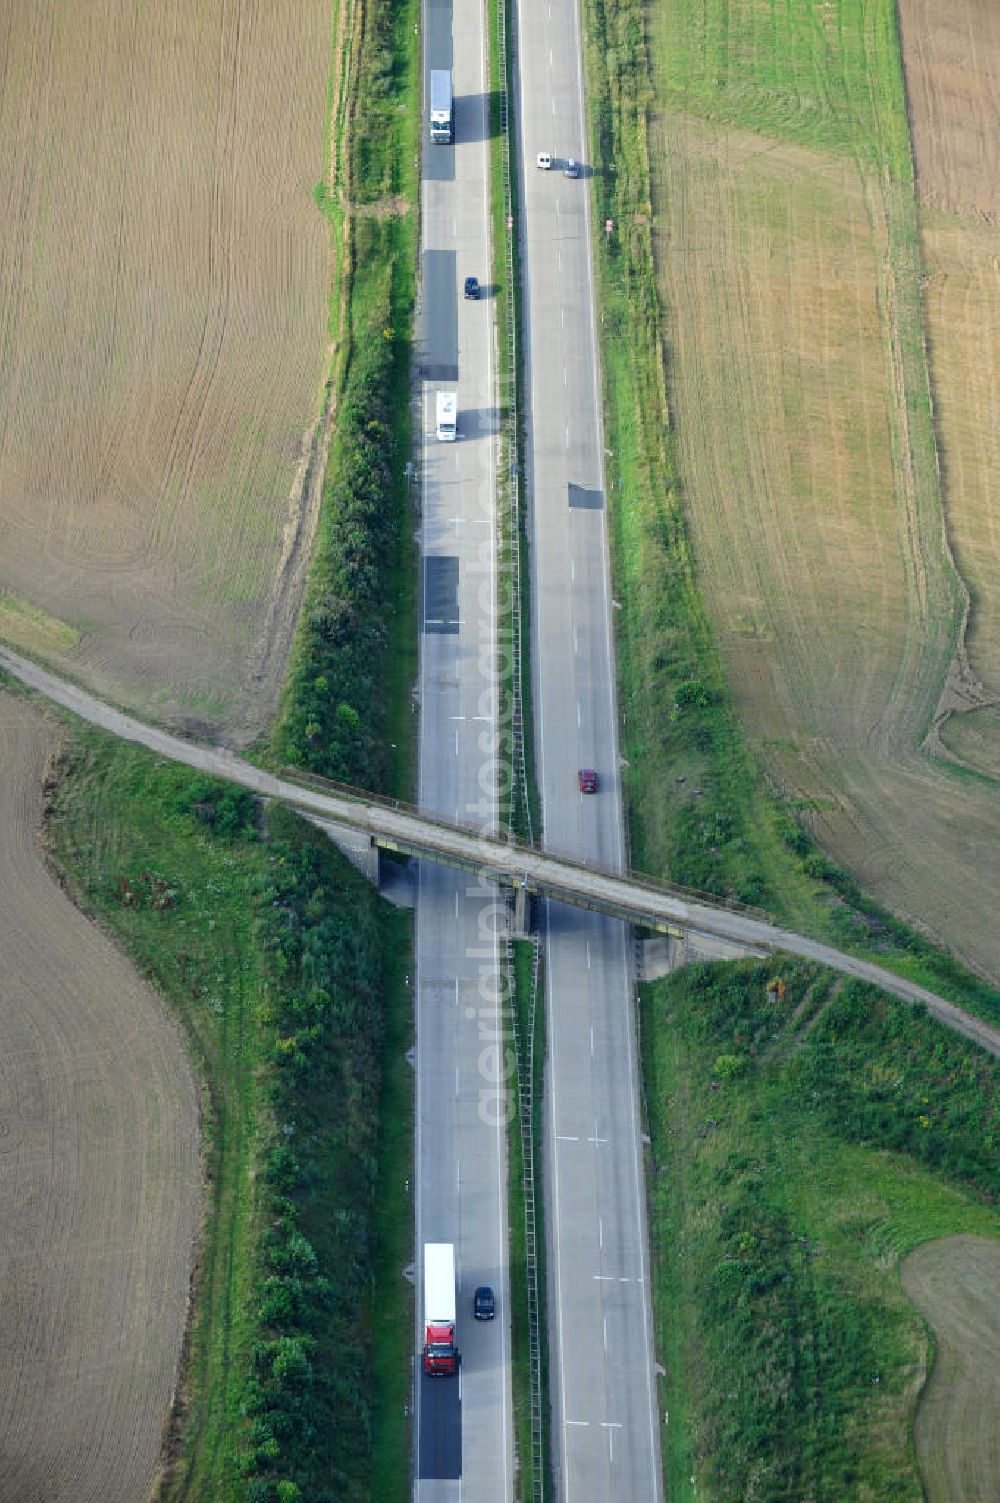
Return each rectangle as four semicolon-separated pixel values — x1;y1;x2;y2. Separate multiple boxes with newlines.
273;299;407;788
644;958;1000;1502
235;812;386;1501
272;0;418;795
45;730;406;1502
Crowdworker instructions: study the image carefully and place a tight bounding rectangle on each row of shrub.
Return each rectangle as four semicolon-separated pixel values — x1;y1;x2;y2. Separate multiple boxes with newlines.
236;808;386;1502
271;0;416;795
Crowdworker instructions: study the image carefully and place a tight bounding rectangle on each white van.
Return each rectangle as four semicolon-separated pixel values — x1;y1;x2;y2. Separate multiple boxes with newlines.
436;390;457;442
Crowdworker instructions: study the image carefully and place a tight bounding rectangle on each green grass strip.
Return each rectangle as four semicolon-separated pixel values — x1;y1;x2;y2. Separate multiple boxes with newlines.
643;957;1000;1500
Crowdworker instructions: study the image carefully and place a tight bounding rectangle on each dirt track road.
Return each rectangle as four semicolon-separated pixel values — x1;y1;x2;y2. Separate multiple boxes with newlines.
3;644;1000;1060
0;689;200;1502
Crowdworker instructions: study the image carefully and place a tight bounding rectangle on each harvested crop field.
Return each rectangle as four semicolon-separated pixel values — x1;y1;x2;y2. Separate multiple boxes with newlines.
896;0;1000;780
647;0;1000;981
0;2;333;742
897;0;1000;221
0;690;200;1502
901;1235;1000;1502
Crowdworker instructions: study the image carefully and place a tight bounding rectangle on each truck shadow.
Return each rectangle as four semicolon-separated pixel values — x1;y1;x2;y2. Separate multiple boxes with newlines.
455;90;504;144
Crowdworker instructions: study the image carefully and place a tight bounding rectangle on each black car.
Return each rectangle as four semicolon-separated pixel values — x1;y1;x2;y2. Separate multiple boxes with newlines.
464;275;481;300
474;1285;495;1320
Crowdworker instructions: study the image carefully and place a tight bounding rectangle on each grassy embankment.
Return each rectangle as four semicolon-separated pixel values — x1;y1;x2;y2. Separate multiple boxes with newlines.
578;0;1000;1022
644;958;1000;1500
37;0;422;1497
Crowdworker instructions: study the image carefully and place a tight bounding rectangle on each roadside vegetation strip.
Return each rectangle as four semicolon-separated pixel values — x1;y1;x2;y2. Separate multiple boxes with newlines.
576;0;1000;1014
642;957;1000;1503
488;0;538;843
369;910;417;1503
507;937;551;1502
46;726;398;1503
272;0;420;799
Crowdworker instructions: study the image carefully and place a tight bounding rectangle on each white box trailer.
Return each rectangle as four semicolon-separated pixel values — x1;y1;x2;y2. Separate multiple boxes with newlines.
436;390;457;441
430;70;453;144
423;1242;457;1375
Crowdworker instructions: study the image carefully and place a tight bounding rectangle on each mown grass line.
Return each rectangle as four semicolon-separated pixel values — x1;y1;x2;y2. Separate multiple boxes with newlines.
507;943;532;1494
643;957;1000;1499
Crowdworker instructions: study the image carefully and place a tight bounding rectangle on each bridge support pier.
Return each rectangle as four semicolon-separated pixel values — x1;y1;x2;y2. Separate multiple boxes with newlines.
511;879;532;938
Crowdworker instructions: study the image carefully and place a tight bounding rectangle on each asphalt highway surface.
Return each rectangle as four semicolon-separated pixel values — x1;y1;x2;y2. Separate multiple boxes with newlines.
413;0;513;1495
515;1;664;1496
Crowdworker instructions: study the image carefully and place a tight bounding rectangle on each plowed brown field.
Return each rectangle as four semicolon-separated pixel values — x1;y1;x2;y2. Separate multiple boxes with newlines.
901;1235;1000;1502
0;2;333;743
0;690;200;1502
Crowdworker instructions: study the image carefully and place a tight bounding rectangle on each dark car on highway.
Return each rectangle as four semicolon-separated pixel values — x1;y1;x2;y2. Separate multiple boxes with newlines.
474;1285;495;1320
464;275;481;300
578;768;597;794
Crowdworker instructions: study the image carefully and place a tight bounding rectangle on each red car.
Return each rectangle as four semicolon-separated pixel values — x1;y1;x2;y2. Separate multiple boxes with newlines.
578;768;597;794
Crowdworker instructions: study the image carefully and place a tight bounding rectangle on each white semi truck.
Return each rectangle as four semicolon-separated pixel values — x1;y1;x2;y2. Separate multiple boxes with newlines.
436;390;457;441
423;1242;458;1376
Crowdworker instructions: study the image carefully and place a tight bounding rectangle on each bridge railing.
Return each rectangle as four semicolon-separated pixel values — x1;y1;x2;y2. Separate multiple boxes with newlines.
279;765;768;922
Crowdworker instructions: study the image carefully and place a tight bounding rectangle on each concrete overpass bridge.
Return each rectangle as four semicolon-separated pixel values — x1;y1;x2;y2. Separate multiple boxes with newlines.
3;645;998;1057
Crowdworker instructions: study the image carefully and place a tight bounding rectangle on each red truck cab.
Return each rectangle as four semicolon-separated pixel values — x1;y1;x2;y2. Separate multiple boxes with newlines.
424;1321;458;1376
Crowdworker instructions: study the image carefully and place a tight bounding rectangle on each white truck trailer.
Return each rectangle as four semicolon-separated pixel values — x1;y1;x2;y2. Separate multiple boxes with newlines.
423;1242;458;1376
429;69;454;144
436;390;457;441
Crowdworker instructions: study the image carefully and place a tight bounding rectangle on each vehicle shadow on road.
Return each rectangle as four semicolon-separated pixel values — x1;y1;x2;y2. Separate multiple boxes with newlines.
456;91;503;143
